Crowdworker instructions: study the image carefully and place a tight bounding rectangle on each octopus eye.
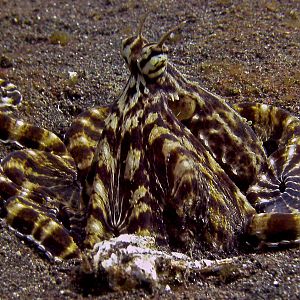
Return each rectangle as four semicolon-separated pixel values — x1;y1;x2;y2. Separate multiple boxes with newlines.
120;15;149;66
137;44;168;79
137;21;186;79
120;36;142;64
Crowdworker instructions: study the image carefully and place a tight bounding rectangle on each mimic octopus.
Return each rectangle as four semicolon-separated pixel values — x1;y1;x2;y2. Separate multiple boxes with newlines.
0;21;299;288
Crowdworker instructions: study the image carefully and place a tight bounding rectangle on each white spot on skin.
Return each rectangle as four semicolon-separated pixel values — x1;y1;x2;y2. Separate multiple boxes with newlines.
261;104;268;112
199;133;210;147
27;149;37;156
232;168;238;175
79;118;89;126
287;145;296;161
257;199;270;204
144;87;149;95
124;148;141;181
191;114;200;122
91;107;102;114
98;139;115;171
284;116;294;127
94;181;107;198
249;184;260;192
77;135;89;145
260;174;267;181
16;120;24;126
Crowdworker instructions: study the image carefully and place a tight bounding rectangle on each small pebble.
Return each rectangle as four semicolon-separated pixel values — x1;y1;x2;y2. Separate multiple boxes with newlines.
273;280;279;287
165;284;171;292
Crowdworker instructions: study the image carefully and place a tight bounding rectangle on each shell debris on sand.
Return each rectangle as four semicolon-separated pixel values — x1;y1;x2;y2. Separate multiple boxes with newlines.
90;234;234;291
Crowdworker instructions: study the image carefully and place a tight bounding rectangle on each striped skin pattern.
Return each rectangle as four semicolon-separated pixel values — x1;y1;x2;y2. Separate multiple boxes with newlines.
0;24;300;263
0;79;22;109
0;80;81;259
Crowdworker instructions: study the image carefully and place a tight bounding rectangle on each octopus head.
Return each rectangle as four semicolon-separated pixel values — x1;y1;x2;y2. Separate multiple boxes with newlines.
121;19;185;80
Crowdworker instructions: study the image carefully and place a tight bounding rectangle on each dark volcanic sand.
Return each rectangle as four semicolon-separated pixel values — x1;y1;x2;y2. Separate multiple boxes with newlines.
0;0;300;299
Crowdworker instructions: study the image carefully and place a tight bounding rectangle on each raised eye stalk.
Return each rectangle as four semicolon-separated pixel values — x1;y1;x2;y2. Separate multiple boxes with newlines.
156;20;187;48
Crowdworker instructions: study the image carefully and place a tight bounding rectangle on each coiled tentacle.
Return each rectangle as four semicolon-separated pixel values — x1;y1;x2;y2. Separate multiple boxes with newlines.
234;103;300;214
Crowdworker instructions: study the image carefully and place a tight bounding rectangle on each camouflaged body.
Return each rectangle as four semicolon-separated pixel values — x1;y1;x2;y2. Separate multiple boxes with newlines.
0;27;300;260
82;66;255;251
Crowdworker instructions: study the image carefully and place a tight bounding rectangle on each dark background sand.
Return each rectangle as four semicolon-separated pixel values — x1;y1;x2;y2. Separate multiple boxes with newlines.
0;0;299;299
